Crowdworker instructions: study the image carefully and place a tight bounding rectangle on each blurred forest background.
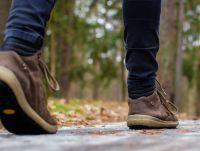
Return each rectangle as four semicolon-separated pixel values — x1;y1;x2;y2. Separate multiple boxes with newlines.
0;0;199;117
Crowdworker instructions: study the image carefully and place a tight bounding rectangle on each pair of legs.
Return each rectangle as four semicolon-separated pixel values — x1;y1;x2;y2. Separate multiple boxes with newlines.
2;0;159;99
0;0;178;135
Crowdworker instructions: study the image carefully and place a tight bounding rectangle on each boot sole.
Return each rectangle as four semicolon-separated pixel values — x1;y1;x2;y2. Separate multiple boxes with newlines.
0;66;57;135
127;114;179;129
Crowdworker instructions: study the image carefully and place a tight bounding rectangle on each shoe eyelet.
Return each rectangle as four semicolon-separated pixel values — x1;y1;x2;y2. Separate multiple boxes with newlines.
150;101;154;106
21;63;28;70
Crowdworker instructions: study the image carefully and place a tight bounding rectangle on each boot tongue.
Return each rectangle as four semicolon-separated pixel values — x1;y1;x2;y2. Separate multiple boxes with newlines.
156;80;178;114
38;54;60;92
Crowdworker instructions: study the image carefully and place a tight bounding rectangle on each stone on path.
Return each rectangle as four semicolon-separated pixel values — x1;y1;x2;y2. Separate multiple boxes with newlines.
0;120;200;151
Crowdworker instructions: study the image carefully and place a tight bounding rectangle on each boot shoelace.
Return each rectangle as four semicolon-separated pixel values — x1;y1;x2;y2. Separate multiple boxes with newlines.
156;79;178;115
38;53;60;92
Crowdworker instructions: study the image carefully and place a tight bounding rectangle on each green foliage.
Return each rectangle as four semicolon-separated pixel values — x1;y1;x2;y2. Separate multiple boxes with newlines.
183;0;200;85
45;0;124;96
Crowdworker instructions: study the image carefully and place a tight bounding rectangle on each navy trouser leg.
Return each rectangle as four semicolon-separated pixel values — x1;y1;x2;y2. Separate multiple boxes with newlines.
123;0;161;99
1;0;56;56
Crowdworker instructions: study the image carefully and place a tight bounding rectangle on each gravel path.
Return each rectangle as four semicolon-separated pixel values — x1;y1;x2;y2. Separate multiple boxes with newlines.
0;120;200;151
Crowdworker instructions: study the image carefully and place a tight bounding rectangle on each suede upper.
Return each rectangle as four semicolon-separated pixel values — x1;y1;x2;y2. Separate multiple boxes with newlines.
128;91;178;122
0;51;57;125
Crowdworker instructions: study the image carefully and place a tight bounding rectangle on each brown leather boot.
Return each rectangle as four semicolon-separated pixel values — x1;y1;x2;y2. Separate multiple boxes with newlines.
127;80;179;129
0;51;60;134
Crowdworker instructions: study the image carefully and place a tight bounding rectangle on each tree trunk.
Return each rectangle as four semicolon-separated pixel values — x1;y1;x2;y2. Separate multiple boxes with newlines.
50;30;57;77
175;0;184;106
195;54;200;116
59;41;71;99
120;48;126;102
56;0;75;100
0;0;11;43
92;82;99;100
159;0;179;101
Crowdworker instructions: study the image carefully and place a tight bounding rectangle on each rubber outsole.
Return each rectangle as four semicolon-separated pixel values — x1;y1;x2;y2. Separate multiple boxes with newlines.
0;66;57;135
127;114;179;129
